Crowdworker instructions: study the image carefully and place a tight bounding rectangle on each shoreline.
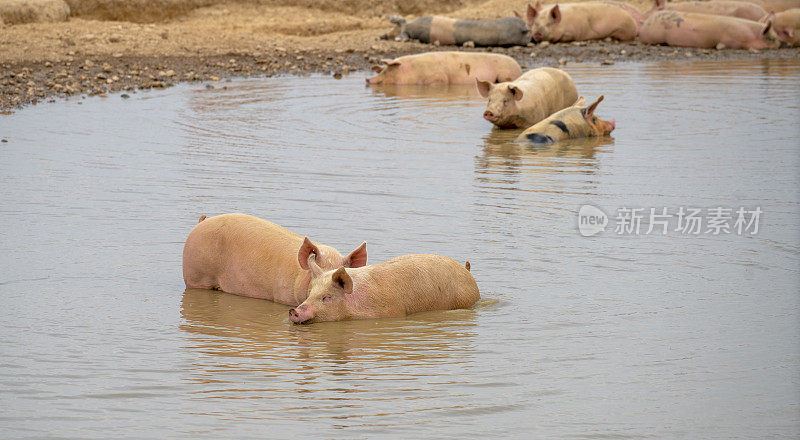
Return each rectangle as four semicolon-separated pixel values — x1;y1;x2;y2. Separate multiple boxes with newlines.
3;41;799;111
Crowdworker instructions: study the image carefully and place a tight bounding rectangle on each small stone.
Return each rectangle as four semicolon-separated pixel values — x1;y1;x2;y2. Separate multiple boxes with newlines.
539;41;550;48
209;76;219;81
160;30;169;39
121;93;130;99
103;63;113;72
685;51;694;57
1;139;8;143
558;57;567;65
84;59;94;67
529;52;537;58
44;61;53;67
620;49;627;55
205;84;214;89
748;48;760;54
716;43;726;50
433;40;441;46
601;59;614;65
113;53;123;58
463;41;475;48
109;35;121;43
333;72;343;79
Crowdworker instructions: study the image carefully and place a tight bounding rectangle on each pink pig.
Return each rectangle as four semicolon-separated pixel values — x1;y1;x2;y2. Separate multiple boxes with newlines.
182;213;367;306
525;1;639;42
367;51;521;85
289;253;480;324
640;10;784;49
651;0;769;21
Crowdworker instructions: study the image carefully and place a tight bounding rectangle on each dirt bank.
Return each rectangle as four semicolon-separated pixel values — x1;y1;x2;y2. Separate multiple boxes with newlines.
1;0;798;111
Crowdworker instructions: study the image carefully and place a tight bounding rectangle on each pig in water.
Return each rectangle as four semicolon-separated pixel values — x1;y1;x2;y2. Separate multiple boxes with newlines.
367;51;521;85
289;253;480;324
525;1;638;42
639;10;784;49
517;96;615;145
650;0;768;21
477;67;578;129
182;213;367;306
386;14;530;47
773;8;800;45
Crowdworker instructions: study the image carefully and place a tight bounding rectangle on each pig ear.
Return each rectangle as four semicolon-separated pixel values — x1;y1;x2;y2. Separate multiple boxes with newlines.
372;65;383;73
551;5;561;23
527;3;538;22
343;242;367;268
331;267;353;294
513;10;522;18
573;96;586;107
381;59;401;68
509;85;524;101
476;79;493;97
761;18;774;36
297;237;320;270
759;11;774;23
583;95;605;122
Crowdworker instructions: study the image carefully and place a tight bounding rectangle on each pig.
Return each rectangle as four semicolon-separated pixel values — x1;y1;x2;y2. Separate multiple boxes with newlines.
525;1;638;42
650;0;768;21
736;0;800;13
289;253;480;324
517;96;615;145
386;14;531;47
773;8;800;45
477;67;578;129
182;213;367;306
639;10;783;49
367;51;522;85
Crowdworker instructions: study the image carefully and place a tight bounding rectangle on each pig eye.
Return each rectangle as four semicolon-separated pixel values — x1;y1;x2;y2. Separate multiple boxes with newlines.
321;295;331;302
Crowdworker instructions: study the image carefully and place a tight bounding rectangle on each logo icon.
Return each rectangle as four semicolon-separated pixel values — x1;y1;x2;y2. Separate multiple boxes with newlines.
578;205;608;237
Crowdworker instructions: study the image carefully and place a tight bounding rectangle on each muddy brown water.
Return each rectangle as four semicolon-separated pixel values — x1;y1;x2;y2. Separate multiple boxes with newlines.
1;58;798;438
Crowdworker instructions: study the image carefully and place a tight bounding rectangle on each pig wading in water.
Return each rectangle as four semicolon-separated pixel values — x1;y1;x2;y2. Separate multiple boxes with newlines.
517;95;615;145
182;213;367;306
477;67;578;129
367;51;522;85
386;14;530;47
525;1;638;42
773;8;800;45
651;0;768;21
289;254;480;324
639;10;784;49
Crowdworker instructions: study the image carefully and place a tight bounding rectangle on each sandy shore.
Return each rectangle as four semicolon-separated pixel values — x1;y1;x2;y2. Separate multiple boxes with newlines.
2;0;798;111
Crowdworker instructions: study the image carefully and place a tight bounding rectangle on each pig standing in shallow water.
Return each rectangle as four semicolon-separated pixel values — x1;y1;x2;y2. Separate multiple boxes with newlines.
367;51;521;85
387;14;530;47
517;95;615;145
477;67;578;129
525;1;638;42
289;254;479;324
182;213;367;306
639;10;783;49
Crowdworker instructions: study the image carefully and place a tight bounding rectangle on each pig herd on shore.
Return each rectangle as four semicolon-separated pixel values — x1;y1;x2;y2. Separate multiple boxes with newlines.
183;1;797;325
387;0;800;49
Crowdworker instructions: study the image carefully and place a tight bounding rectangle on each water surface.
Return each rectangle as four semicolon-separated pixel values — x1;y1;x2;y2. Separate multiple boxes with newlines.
1;58;799;438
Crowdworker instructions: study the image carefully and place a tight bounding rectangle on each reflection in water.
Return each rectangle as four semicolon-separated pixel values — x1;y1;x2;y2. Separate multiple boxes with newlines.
179;288;488;422
366;83;481;100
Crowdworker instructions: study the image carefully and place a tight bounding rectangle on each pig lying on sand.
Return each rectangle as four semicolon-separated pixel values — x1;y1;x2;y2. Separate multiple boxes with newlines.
477;67;578;129
367;51;522;85
651;0;768;21
183;213;367;306
640;10;783;49
517;96;615;145
773;8;800;44
386;14;530;47
289;254;480;324
525;1;638;42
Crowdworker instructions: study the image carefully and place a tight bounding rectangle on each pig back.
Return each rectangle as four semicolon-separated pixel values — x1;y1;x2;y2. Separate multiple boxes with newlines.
366;254;480;314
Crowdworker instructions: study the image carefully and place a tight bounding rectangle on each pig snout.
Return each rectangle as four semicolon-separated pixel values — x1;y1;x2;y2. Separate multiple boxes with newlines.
289;306;313;324
483;110;498;122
